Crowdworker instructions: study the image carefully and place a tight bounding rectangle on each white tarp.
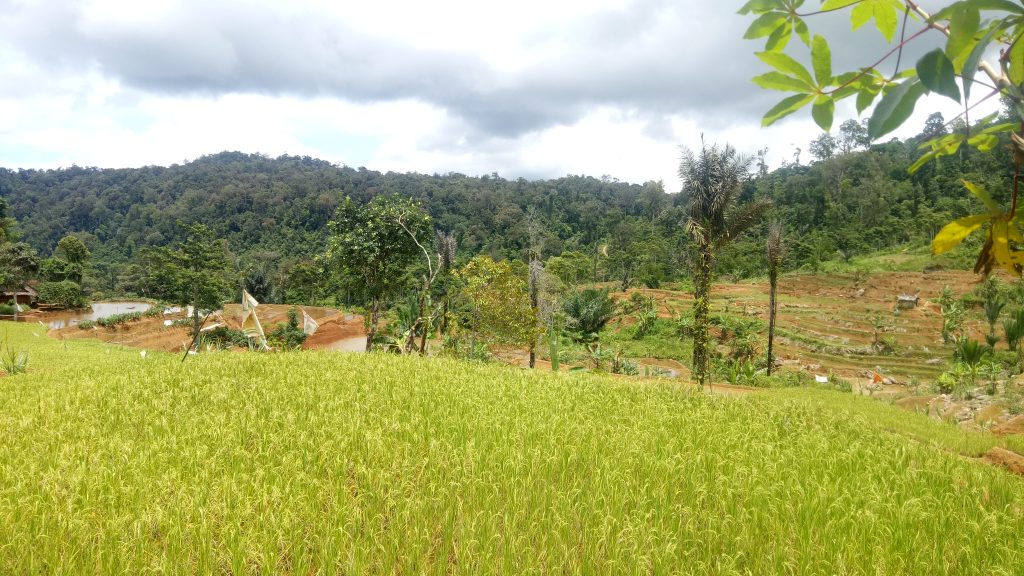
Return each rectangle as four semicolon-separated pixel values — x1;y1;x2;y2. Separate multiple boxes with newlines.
240;289;269;350
302;308;319;336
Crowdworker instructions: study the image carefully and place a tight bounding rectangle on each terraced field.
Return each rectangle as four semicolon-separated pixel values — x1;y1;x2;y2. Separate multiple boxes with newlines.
0;322;1021;573
620;269;991;384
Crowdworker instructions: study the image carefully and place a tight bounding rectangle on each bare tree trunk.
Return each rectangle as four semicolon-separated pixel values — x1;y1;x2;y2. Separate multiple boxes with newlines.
440;298;449;335
365;299;379;353
767;268;778;376
418;289;430;356
528;258;540;369
692;243;712;390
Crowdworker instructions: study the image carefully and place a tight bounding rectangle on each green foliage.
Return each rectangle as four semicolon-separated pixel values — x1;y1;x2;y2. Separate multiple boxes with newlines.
0;342;27;375
741;0;1024;276
562;287;617;342
454;255;538;347
269;307;308;351
0;241;39;319
201;327;252;349
37;280;87;309
326;195;431;349
719;359;760;386
937;286;967;344
55;235;91;265
682;142;770;388
96;312;144;328
39;257;82;283
1003;307;1024;351
142;223;231;329
0;304;13;316
954;338;986;366
78;320;96;330
0;324;1023;571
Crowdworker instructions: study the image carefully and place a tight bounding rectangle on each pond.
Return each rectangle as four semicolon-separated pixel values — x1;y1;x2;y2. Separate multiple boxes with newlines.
322;336;368;352
41;301;155;330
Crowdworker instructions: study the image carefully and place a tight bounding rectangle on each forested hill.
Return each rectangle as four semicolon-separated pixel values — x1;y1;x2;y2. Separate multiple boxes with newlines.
0;121;1014;296
0;151;667;263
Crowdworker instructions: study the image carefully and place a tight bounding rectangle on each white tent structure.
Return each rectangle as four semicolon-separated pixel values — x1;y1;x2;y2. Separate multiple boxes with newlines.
302;308;319;336
240;290;270;350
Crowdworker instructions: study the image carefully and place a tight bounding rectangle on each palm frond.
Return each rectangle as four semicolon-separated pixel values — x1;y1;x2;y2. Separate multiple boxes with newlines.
719;200;771;247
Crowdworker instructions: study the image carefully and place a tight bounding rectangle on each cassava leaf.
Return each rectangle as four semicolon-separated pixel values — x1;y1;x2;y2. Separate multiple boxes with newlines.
868;80;926;140
753;72;815;92
916;49;961;102
756;52;816;86
932;213;990;255
963;180;1001;213
812;96;835;131
762;93;815;126
811;35;832;85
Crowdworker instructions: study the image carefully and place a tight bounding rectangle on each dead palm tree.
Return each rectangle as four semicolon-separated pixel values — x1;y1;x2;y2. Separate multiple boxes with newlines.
766;221;785;375
680;141;770;389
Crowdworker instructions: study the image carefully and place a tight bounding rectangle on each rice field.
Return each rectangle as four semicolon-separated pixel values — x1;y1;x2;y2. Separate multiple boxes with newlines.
0;323;1021;574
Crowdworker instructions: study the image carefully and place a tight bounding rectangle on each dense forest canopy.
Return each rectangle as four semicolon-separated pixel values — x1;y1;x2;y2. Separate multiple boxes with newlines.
0;108;1015;303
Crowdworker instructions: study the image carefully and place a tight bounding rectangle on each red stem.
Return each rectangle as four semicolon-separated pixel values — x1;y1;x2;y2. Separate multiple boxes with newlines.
796;0;866;17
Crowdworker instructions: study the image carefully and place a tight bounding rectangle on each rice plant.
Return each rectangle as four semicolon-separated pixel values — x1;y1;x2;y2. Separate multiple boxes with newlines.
0;322;1021;574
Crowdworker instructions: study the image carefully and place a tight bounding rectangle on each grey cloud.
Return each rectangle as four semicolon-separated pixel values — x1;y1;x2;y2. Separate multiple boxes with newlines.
0;0;947;139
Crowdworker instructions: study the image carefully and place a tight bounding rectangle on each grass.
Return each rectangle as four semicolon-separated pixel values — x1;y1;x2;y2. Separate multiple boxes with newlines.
766;387;1007;457
0;322;1021;574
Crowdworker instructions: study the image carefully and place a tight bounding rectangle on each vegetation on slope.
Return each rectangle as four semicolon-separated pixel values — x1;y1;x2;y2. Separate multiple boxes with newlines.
0;323;1020;574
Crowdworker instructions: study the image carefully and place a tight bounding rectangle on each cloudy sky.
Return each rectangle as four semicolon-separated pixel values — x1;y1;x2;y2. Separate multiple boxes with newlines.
0;0;991;189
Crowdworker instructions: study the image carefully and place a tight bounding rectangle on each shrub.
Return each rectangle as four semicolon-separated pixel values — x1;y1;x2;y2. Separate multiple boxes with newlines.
78;320;97;330
563;288;616;342
0;343;28;375
954;338;985;366
269;307;308;350
0;304;14;316
201;327;251;349
37;281;87;309
97;312;145;328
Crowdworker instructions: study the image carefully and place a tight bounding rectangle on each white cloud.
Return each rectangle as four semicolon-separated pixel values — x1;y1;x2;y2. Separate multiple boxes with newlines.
0;0;1004;188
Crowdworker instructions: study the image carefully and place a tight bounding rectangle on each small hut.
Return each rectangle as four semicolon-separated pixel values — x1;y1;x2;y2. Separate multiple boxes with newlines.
896;293;920;310
0;285;37;308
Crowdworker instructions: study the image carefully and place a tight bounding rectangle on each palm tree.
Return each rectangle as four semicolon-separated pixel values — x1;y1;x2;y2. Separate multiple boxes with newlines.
765;221;785;375
679;141;770;389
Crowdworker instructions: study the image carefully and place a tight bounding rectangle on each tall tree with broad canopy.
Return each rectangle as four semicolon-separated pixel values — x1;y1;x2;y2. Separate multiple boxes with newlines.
0;242;39;320
740;0;1024;276
326;195;431;352
455;255;539;351
144;223;232;351
680;142;770;388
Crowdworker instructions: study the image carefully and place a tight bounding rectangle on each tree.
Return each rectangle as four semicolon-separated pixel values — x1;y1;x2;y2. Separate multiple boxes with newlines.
741;0;1024;276
562;287;617;342
837;119;869;154
680;142;770;389
809;133;837;162
55;235;91;267
920;111;948;140
394;204;439;356
454;255;538;350
143;223;231;351
0;242;39;320
765;221;785;375
325;195;430;352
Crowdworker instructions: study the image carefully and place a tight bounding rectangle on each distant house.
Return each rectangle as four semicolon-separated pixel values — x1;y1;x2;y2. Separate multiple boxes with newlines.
0;284;38;307
896;293;919;310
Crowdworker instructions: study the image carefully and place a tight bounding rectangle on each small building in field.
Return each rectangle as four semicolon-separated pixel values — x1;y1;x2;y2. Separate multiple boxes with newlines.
896;293;919;310
0;285;37;307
